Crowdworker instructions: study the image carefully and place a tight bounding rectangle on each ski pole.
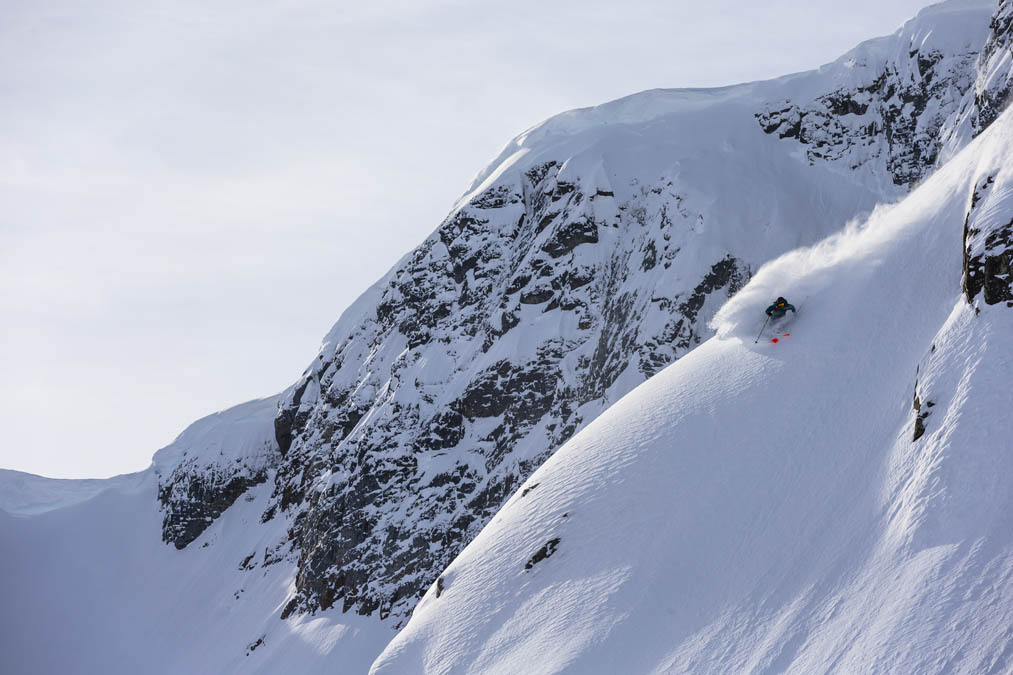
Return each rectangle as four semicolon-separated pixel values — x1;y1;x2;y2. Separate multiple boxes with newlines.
754;315;770;343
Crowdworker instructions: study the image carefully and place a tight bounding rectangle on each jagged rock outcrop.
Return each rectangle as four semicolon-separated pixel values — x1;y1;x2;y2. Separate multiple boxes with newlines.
158;460;268;549
968;0;1013;135
757;3;988;186
964;173;1013;306
154;396;281;549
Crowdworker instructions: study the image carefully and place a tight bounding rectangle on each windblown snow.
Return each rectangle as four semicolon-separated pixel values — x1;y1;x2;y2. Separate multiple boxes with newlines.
3;1;1013;673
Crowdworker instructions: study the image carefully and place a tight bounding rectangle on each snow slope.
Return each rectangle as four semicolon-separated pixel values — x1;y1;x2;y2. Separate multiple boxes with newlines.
0;469;143;516
0;403;392;675
371;95;1013;674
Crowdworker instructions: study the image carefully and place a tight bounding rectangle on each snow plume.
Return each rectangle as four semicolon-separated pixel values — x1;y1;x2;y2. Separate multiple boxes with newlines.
715;99;1010;345
711;201;902;340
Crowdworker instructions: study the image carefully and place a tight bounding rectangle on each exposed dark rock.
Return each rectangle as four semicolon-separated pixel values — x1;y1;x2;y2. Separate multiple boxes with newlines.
964;174;1013;306
542;217;599;258
280;598;299;620
459;361;516;419
496;311;520;336
245;636;264;655
667;256;750;353
472;185;520;209
506;274;531;295
679;256;748;327
553;181;577;201
417;411;465;452
525;538;561;570
913;391;933;442
822;92;870;117
641;240;657;272
756;45;979;186
275;378;311;456
158;463;268;550
970;2;1013;134
520;287;554;304
525;161;558;186
980;236;1013;305
262;543;286;566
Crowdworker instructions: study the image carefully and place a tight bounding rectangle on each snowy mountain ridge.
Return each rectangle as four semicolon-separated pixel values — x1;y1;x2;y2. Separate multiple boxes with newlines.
473;0;993;197
0;469;145;516
4;1;1013;673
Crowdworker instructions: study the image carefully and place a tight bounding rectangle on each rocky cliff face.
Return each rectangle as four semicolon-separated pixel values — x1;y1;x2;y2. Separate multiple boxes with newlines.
154;0;1012;627
756;0;989;187
154;396;281;549
964;173;1013;306
272;162;757;621
969;0;1013;133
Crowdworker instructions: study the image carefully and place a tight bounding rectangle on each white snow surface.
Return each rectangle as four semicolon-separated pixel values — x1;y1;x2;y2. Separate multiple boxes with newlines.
0;398;393;675
0;469;145;516
151;394;281;474
0;472;394;675
371;103;1013;674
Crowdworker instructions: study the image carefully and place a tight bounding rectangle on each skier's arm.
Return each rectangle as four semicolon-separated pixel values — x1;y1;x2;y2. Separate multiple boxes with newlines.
786;303;796;312
765;305;774;316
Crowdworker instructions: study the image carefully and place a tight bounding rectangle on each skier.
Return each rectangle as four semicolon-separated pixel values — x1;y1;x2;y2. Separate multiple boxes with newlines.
765;296;796;320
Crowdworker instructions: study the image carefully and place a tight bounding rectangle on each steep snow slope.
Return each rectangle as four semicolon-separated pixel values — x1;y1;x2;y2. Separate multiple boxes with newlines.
371;102;1013;674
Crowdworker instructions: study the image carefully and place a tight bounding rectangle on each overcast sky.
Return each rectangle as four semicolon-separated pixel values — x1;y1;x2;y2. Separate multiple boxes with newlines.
2;0;941;478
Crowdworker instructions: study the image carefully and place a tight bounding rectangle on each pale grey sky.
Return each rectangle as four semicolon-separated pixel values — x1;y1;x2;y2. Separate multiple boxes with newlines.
1;0;940;478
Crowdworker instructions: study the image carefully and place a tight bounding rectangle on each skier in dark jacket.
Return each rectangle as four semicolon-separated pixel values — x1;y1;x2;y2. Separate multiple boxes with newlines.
765;297;796;320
